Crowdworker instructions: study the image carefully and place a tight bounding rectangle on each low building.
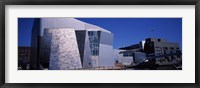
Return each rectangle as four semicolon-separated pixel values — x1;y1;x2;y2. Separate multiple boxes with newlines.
118;38;182;66
18;46;31;70
118;42;145;65
144;38;181;65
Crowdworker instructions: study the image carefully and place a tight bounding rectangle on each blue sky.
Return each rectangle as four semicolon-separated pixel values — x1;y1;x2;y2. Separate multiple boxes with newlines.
18;18;182;49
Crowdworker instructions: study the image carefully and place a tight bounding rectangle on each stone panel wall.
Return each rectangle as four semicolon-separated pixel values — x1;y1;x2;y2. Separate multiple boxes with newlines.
43;28;82;70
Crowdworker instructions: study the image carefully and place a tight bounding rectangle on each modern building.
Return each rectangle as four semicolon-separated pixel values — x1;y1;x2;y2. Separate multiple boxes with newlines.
18;46;31;70
30;18;114;70
144;38;181;66
117;41;145;65
42;28;82;70
117;38;182;66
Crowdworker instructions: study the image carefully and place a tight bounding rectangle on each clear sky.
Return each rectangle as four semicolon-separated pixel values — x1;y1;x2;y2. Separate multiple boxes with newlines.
18;18;182;49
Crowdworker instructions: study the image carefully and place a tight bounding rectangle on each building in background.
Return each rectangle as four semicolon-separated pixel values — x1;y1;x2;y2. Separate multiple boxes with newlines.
144;38;181;66
117;41;145;65
28;18;181;70
117;38;182;68
18;46;31;70
30;18;41;70
30;18;114;70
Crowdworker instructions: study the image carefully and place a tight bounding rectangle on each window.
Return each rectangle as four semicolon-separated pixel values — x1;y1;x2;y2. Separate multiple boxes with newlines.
163;47;168;50
177;55;181;58
88;31;100;56
164;57;169;60
158;39;161;42
123;51;133;57
170;47;174;53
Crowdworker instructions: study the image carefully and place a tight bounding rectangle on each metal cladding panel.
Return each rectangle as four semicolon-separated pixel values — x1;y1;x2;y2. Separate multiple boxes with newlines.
98;44;114;66
43;28;82;70
85;23;101;30
85;23;111;33
91;56;98;67
113;49;123;63
100;31;113;45
98;31;114;66
75;30;92;68
30;18;41;70
75;30;86;65
40;32;52;68
133;52;146;64
83;31;92;68
40;18;86;36
121;57;133;65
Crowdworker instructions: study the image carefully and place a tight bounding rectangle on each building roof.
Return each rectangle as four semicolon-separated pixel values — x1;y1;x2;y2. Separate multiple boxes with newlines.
38;18;112;36
119;44;140;50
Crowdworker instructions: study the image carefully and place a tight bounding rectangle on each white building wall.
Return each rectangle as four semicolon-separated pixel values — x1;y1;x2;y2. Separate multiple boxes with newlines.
113;49;123;63
82;31;93;68
121;57;133;65
40;18;86;36
98;44;115;66
91;56;99;67
39;18;115;68
98;30;114;67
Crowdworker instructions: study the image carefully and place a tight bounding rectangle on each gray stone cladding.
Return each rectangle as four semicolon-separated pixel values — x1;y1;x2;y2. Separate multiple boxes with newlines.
43;28;82;70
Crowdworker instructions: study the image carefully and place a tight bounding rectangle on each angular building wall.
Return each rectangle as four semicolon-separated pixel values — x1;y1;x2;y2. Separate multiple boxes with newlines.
144;38;181;66
153;42;180;65
75;30;86;65
87;31;101;67
31;18;115;69
43;28;82;70
99;44;115;66
40;18;86;36
83;31;93;68
30;18;41;70
75;30;92;68
99;31;114;66
85;24;114;67
38;18;88;69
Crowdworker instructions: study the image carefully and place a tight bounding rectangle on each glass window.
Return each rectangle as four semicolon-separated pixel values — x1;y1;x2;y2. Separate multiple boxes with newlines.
88;31;100;56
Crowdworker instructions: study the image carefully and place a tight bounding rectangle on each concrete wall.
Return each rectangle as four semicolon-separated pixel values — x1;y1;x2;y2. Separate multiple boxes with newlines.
153;42;180;65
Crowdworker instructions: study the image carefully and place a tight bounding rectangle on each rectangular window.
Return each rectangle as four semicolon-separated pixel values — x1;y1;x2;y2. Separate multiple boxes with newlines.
88;31;100;56
158;39;161;42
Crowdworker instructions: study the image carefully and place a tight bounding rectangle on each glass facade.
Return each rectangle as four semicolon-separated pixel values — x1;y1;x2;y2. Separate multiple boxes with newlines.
88;31;101;56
